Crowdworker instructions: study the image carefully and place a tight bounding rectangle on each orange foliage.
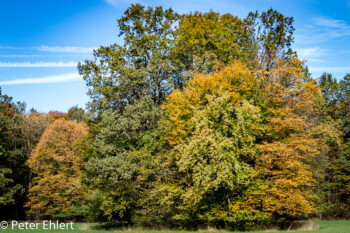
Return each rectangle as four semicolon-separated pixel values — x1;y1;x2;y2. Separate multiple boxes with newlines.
239;57;322;219
26;119;88;218
47;111;67;122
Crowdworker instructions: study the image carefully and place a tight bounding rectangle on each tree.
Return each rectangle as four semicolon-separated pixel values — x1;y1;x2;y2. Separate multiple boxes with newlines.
96;96;162;154
316;73;350;217
0;89;27;220
329;74;350;217
252;8;295;70
83;152;139;222
78;4;176;218
26;119;88;219
248;57;327;221
83;96;163;222
47;111;67;122
79;4;295;113
175;11;254;76
160;61;262;228
18;111;52;212
67;106;85;122
163;61;258;147
21;112;50;150
78;4;179;112
174;8;295;84
319;73;341;119
159;57;328;228
75;4;336;228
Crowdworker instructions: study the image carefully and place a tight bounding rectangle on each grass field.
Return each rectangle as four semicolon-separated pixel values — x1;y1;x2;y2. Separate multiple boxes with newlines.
2;221;350;233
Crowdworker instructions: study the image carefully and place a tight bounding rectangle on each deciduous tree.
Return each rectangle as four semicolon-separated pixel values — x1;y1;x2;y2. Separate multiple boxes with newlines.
26;119;88;219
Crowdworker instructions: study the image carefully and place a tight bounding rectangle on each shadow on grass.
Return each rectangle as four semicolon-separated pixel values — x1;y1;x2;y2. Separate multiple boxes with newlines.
79;221;319;232
80;222;131;231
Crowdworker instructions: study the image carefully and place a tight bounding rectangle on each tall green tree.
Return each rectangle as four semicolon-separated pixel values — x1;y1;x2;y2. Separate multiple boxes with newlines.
0;89;27;220
175;11;255;76
83;96;164;221
254;8;295;70
78;4;179;112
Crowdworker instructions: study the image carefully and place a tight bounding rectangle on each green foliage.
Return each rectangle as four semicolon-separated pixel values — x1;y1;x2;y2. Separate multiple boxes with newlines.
254;8;295;69
0;168;24;206
83;146;160;222
67;106;85;122
75;4;331;229
319;73;342;119
78;4;179;111
96;96;162;154
0;89;27;219
316;73;350;218
5;3;350;229
172;96;262;224
175;11;254;75
84;153;138;221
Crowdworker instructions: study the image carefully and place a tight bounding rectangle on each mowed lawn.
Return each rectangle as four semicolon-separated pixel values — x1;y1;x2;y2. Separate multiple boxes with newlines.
3;221;350;233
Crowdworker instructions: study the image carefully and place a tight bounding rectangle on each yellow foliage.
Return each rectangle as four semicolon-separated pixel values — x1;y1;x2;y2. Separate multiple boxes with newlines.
163;60;257;146
26;119;88;218
162;56;329;221
248;56;323;218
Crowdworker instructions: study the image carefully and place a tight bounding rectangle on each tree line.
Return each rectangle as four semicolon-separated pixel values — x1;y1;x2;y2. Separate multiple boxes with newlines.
0;3;349;230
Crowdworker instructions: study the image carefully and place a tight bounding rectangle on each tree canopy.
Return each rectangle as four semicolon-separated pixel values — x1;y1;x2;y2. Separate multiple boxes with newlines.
2;3;350;230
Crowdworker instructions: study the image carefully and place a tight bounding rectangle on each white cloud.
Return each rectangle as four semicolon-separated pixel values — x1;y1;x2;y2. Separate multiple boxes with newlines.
104;0;136;7
309;66;350;73
314;17;350;39
307;58;328;63
0;46;20;49
0;54;45;58
36;46;96;53
339;50;350;54
314;17;348;28
104;0;119;6
295;17;350;44
0;73;81;85
0;45;96;53
296;47;328;60
0;61;77;67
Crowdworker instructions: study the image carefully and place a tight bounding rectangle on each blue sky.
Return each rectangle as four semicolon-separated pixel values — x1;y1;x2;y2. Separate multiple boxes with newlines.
0;0;350;112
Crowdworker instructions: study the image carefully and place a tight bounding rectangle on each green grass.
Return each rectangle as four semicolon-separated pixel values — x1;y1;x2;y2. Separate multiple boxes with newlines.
2;220;350;233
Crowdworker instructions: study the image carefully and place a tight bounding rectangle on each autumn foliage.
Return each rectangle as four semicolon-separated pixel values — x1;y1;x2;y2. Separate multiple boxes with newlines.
159;58;328;226
26;119;88;219
47;111;67;122
2;3;350;230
